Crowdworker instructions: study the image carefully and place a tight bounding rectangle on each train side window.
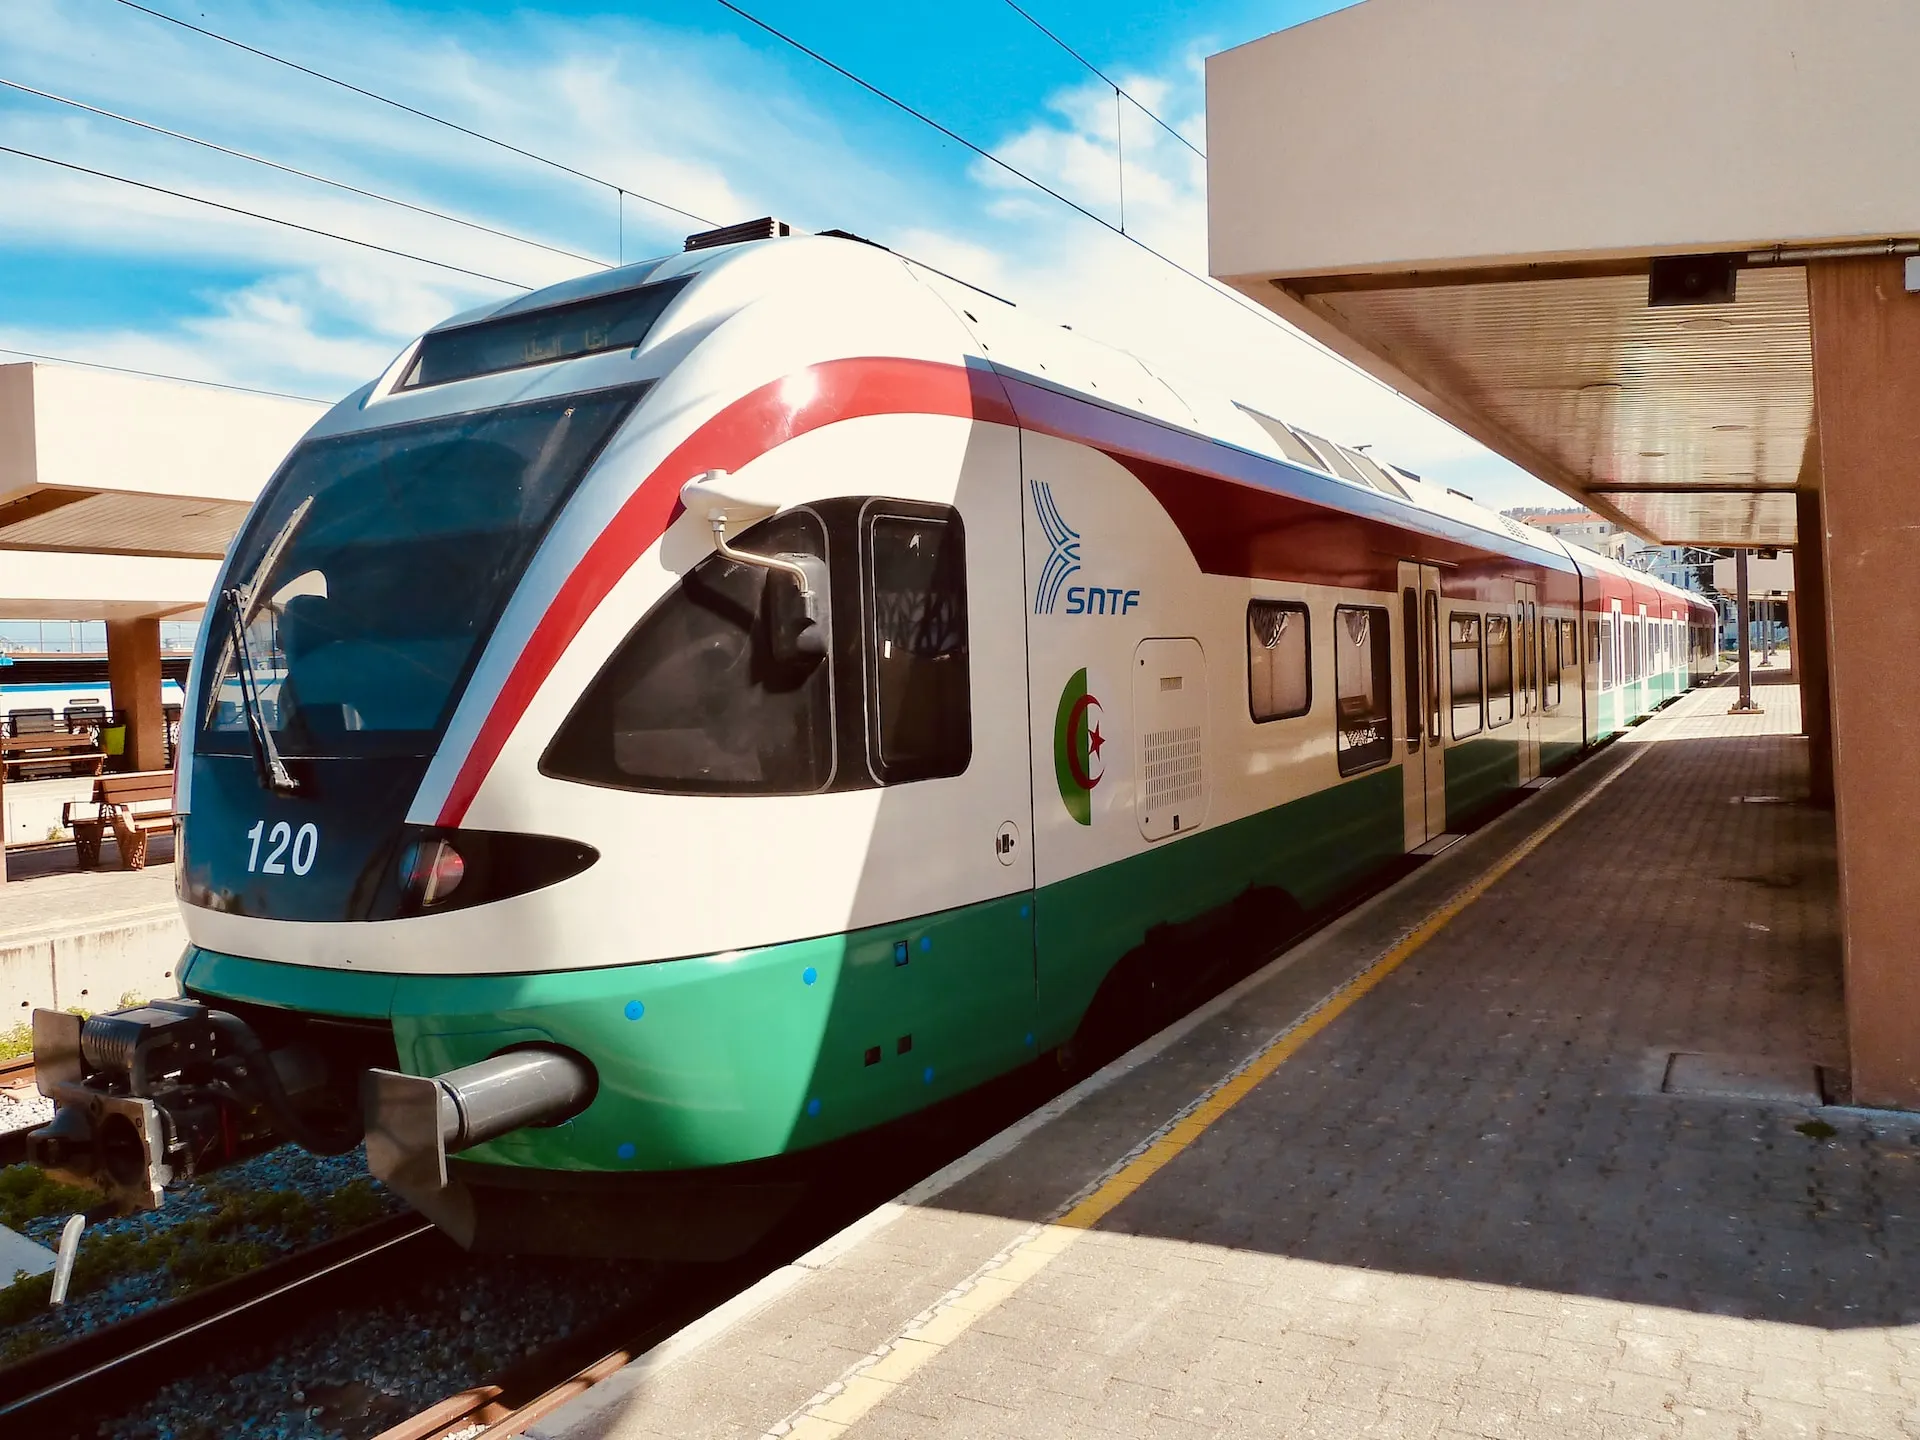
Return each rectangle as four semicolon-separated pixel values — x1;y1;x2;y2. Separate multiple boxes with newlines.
1485;614;1514;726
542;508;835;794
1544;616;1561;708
1247;600;1311;722
1449;613;1483;739
1333;605;1392;775
1600;617;1614;689
1425;592;1442;745
864;506;970;784
1401;588;1420;753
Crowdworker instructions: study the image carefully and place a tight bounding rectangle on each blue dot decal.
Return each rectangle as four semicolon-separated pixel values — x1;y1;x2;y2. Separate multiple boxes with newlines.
922;1066;935;1085
1020;904;1031;920
893;940;909;967
1024;1033;1035;1047
623;1000;645;1021
919;936;932;953
616;1141;636;1161
806;1097;822;1117
802;966;818;986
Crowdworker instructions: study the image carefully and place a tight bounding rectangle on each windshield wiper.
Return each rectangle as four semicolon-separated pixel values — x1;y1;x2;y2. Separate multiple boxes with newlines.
222;584;297;794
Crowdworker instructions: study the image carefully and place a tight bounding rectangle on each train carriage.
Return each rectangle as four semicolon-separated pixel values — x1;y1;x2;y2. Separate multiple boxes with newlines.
30;228;1715;1256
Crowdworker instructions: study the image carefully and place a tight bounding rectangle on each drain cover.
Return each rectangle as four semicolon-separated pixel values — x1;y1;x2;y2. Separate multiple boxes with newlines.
1661;1052;1821;1104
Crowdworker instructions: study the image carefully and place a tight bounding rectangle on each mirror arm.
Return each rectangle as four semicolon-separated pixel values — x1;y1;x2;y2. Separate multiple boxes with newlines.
707;514;821;621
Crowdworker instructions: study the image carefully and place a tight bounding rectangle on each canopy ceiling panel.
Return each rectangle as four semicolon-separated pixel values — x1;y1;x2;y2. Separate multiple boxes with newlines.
1295;266;1812;543
0;490;252;558
1596;488;1799;547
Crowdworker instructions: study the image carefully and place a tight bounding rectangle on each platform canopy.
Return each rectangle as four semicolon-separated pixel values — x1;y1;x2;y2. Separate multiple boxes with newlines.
1206;0;1920;546
0;362;323;569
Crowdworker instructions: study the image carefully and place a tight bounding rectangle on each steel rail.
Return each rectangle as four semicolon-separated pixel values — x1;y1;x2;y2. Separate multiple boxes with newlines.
0;1058;37;1167
0;1212;444;1432
372;1267;751;1440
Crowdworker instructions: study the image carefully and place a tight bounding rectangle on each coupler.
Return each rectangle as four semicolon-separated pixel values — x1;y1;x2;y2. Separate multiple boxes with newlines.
27;999;595;1220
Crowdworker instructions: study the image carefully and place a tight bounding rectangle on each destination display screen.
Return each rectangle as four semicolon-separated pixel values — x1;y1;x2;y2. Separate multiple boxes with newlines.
402;276;690;390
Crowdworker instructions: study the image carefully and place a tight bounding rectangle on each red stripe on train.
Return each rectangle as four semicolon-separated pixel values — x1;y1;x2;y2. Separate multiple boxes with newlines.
436;356;1015;825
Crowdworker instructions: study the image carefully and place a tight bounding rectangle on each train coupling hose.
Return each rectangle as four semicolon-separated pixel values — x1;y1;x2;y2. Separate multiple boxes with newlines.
360;1050;595;1212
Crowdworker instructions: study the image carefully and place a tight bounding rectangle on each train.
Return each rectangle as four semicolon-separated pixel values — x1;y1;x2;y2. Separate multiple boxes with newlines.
30;222;1716;1257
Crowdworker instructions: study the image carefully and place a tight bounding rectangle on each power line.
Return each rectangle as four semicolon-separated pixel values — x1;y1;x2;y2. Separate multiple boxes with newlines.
0;141;535;289
1000;0;1205;161
710;0;1417;411
0;345;333;403
0;76;611;268
108;0;718;231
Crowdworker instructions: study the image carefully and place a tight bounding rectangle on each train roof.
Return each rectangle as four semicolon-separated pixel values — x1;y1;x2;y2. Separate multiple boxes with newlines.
362;224;1708;614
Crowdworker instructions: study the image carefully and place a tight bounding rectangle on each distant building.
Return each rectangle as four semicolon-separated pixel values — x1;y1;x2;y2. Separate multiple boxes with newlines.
1507;507;1631;560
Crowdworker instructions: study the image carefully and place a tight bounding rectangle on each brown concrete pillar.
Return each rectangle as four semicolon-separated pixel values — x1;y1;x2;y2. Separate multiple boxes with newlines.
106;617;167;773
1793;483;1833;808
1809;256;1920;1109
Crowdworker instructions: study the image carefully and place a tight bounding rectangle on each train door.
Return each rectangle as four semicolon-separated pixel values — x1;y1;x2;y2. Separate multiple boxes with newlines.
1514;581;1541;783
1398;561;1446;848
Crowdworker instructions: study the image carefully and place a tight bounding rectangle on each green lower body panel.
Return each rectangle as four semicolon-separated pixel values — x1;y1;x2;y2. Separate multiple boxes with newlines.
1031;765;1405;1049
1444;737;1518;829
185;889;1036;1176
182;768;1411;1180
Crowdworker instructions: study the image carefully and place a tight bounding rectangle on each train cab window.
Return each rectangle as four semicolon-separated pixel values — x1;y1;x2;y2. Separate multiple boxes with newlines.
1449;613;1483;739
1485;614;1514;727
864;507;970;784
1333;605;1392;775
199;387;641;760
542;508;836;794
1247;600;1311;722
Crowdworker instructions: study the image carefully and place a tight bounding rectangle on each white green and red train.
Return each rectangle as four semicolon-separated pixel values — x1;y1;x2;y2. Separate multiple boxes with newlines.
30;225;1714;1256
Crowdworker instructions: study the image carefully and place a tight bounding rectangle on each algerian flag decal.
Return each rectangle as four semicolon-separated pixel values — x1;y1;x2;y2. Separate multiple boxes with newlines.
1052;667;1106;825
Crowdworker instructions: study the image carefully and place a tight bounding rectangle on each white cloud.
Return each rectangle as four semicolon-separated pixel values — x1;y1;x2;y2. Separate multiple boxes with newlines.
0;1;1566;508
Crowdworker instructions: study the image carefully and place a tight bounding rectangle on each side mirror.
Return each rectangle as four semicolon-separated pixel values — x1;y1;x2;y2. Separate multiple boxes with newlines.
682;470;830;670
766;554;829;666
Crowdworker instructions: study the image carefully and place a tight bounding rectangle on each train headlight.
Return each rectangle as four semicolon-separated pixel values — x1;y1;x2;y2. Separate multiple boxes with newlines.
386;828;596;917
401;837;466;907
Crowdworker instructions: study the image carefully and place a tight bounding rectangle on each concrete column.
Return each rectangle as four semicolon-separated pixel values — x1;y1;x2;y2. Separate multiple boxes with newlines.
105;617;166;773
1728;550;1761;713
1794;484;1833;807
1809;255;1920;1109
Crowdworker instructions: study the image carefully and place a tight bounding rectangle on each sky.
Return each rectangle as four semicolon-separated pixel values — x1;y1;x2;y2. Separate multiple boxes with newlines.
0;0;1567;510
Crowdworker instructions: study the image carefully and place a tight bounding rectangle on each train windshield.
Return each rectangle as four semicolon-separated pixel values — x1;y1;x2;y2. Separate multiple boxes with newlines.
197;388;638;760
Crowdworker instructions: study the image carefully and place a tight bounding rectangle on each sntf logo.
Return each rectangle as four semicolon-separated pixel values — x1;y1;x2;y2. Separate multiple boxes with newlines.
1031;479;1142;618
1053;667;1105;826
1031;479;1080;615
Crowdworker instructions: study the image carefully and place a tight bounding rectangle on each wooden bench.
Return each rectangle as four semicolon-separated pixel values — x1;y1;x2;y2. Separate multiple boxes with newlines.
1;730;105;782
63;771;176;870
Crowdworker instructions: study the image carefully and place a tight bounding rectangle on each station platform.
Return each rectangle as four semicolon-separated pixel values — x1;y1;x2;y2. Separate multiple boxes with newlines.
0;834;182;1018
536;673;1920;1440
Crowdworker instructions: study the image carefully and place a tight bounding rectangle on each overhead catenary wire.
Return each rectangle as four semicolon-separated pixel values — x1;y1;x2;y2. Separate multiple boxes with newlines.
0;141;536;290
709;0;1419;412
1000;0;1206;161
0;345;334;403
0;76;611;268
107;0;718;232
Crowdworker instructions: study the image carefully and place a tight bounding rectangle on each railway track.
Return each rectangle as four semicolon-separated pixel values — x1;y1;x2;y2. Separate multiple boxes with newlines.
0;1212;447;1436
373;1265;749;1440
0;1055;37;1167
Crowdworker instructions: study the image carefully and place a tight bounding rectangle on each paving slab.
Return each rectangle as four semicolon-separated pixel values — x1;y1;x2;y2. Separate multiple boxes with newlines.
540;676;1916;1440
0;835;183;1017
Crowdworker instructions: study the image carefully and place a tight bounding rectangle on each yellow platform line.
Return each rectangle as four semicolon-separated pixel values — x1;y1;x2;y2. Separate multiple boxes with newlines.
767;745;1649;1440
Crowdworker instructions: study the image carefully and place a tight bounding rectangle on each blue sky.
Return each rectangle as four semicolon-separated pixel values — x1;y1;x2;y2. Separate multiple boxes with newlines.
0;0;1564;509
